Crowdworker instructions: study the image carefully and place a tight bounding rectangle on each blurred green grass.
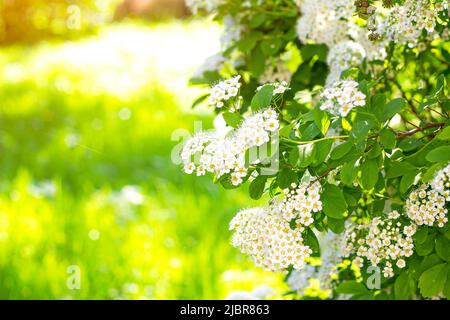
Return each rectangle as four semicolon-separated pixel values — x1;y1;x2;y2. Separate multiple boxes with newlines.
0;21;283;299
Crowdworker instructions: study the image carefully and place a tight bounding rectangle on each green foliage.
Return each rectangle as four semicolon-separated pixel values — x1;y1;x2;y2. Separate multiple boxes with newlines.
188;0;450;301
0;22;284;299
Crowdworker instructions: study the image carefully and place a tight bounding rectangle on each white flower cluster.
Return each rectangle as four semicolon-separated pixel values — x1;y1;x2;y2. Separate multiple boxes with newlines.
226;285;275;300
288;230;346;295
296;0;388;85
431;163;450;200
296;0;355;47
208;75;242;109
287;264;316;295
185;0;224;14
326;41;366;85
260;58;292;84
221;15;243;49
406;183;448;228
352;27;388;62
257;81;290;95
181;109;279;185
380;0;448;47
344;212;417;278
320;80;366;117
193;52;225;78
229;182;322;272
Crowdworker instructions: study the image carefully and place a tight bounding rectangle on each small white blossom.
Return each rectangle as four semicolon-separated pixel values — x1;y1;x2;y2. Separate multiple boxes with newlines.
257;82;290;95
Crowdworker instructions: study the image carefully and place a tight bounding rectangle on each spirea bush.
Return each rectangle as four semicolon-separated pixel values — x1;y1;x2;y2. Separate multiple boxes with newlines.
181;0;450;300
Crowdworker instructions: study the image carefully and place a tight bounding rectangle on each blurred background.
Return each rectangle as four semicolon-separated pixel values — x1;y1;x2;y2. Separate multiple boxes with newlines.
0;0;285;299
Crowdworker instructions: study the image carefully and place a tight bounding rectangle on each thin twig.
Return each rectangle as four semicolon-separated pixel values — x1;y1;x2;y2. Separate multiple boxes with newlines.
396;122;445;139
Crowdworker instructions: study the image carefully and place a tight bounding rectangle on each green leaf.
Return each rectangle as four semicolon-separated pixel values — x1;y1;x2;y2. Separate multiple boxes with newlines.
191;93;209;109
297;143;315;168
379;128;396;149
419;254;442;277
444;265;450;299
371;93;386;121
400;172;417;194
340;159;359;186
360;158;379;190
322;184;347;219
330;141;353;160
398;137;423;152
436;236;450;262
303;228;320;254
351;118;375;142
382;98;406;121
395;272;414;300
249;13;266;28
312;108;330;135
300;123;321;141
413;227;428;244
312;140;332;166
416;235;435;256
251;85;274;111
277;168;298;189
261;38;282;56
327;217;345;234
367;143;381;159
289;147;299;166
418;263;448;298
222;112;242;128
386;162;418;179
436;126;450;141
422;163;445;183
425;146;450;163
249;176;267;200
336;281;369;295
248;45;265;77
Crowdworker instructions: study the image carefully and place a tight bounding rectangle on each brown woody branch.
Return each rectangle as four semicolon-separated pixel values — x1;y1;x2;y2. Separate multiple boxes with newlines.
396;122;445;139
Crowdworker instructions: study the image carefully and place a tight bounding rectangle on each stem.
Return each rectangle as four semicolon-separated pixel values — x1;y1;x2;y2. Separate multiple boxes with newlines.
396;122;445;139
282;135;349;145
389;77;423;120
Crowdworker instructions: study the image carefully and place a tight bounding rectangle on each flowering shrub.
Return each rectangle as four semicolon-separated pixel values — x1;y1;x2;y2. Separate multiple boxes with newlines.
181;0;450;300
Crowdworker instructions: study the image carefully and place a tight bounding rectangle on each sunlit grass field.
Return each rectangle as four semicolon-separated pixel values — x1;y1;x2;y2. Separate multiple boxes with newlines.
0;21;284;299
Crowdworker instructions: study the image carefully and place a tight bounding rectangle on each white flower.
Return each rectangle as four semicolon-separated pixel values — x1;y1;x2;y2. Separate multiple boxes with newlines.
396;259;406;269
220;15;243;49
257;81;290;95
326;41;365;85
229;182;322;272
320;80;366;117
296;0;355;47
208;75;242;109
352;257;364;268
344;213;416;277
406;183;448;228
379;0;446;47
181;109;279;186
260;58;292;84
192;52;225;78
186;0;224;14
431;163;450;201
